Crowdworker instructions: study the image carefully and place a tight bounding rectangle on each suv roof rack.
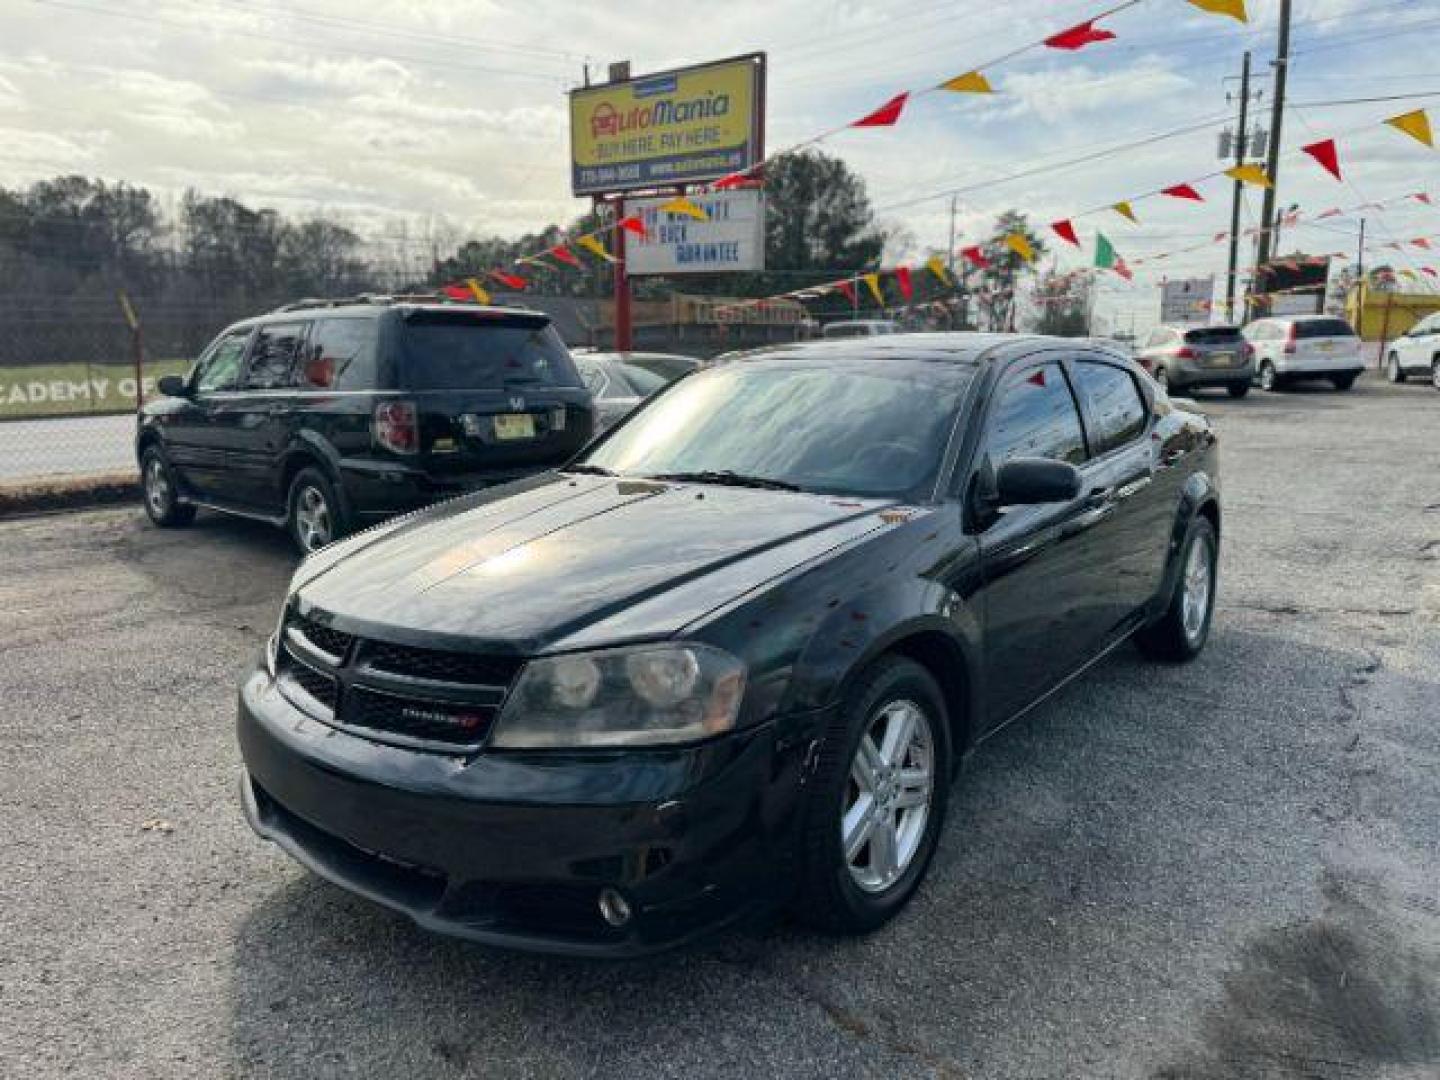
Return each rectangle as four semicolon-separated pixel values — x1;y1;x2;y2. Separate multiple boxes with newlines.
269;293;527;314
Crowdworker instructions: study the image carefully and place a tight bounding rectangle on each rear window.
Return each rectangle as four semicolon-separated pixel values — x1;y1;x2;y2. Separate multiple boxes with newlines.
1183;327;1242;345
399;314;583;391
1294;318;1356;339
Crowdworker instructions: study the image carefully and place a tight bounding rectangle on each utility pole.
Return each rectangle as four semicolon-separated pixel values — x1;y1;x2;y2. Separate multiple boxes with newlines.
947;194;962;330
1255;0;1292;276
1225;51;1252;323
1356;218;1366;279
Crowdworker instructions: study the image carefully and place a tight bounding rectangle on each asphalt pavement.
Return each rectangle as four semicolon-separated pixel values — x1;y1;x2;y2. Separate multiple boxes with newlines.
0;412;137;481
1;372;1438;1079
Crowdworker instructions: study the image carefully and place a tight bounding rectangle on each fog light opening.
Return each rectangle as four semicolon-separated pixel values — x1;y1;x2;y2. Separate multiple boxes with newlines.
598;887;632;928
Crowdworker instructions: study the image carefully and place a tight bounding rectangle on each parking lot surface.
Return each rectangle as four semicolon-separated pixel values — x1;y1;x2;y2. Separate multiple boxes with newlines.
2;373;1438;1079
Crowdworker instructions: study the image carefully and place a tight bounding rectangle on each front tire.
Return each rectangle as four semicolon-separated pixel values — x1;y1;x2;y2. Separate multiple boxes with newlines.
1387;353;1405;383
1432;359;1440;391
140;448;196;528
286;467;346;555
795;657;952;935
1258;362;1281;392
1226;382;1250;399
1136;516;1217;663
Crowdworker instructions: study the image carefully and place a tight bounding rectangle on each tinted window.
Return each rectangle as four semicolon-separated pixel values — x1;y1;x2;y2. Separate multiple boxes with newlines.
245;322;308;389
298;318;378;390
1184;326;1242;344
193;330;249;393
1294;318;1356;339
400;315;582;391
625;355;695;381
619;363;667;396
1072;361;1147;454
987;363;1086;466
584;362;971;498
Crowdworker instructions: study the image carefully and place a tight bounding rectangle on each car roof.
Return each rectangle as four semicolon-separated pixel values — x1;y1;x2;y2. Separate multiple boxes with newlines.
234;300;553;330
728;332;1131;369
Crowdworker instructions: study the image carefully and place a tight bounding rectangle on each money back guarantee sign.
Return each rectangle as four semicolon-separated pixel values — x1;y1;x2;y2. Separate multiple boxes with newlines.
625;190;766;276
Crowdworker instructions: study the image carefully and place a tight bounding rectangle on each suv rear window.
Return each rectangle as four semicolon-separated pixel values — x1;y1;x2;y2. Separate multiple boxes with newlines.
1183;327;1242;344
399;313;582;391
1294;318;1356;339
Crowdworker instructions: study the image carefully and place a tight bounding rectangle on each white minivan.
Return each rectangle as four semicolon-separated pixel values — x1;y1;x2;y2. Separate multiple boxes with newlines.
1384;312;1440;389
1243;315;1365;392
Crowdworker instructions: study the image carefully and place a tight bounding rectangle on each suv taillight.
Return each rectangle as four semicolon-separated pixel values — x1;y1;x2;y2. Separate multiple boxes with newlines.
1243;342;1255;360
1175;346;1197;360
374;400;418;454
1284;324;1298;354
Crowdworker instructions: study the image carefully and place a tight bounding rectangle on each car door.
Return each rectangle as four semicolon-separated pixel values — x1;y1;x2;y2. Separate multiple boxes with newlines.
1067;355;1174;632
971;357;1116;730
165;327;252;499
1401;314;1438;374
224;321;311;511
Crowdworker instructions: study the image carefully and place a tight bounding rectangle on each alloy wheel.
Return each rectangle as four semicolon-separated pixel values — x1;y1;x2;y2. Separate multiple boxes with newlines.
1432;360;1440;391
842;699;935;894
145;458;170;517
294;485;333;552
1260;363;1276;391
1387;354;1400;383
1181;533;1214;645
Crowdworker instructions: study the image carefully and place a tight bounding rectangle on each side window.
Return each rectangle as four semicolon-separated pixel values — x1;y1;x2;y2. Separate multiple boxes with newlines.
244;322;309;390
300;318;378;390
1072;361;1148;455
193;330;249;393
986;363;1087;467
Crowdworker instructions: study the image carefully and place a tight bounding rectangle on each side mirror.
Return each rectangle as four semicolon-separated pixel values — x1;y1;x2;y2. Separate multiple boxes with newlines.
157;374;189;398
994;458;1082;508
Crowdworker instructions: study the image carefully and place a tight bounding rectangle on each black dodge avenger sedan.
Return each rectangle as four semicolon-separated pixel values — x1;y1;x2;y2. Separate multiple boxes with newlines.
238;333;1220;956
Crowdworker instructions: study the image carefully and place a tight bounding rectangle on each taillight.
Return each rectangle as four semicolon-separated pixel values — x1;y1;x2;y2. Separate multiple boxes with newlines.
374;400;418;454
1284;325;1298;354
1175;346;1197;360
1243;343;1255;360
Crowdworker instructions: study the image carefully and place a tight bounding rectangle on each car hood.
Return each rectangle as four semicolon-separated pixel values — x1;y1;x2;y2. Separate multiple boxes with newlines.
296;473;897;654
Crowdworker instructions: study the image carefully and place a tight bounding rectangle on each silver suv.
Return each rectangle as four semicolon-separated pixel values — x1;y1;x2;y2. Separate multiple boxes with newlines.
1134;324;1254;398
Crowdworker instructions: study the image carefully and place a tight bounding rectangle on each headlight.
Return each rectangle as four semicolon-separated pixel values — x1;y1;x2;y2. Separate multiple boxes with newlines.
490;643;746;749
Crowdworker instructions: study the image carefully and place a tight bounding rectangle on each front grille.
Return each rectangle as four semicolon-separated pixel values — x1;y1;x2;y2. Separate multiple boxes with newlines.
275;611;521;752
362;641;523;687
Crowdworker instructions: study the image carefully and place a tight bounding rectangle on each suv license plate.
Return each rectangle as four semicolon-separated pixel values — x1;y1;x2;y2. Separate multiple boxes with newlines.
493;413;536;440
1206;351;1234;367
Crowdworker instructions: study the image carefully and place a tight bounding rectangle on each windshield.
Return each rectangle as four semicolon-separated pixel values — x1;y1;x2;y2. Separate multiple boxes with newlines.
581;361;971;498
400;315;583;391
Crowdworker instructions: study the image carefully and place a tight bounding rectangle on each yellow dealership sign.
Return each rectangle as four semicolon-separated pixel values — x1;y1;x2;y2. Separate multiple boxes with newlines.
569;54;765;196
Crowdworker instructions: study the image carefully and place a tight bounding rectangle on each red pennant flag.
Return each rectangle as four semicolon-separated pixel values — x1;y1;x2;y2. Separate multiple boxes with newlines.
1414;192;1433;205
441;284;471;301
1212;231;1228;242
1162;183;1205;202
1051;219;1080;247
1423;267;1438;278
618;215;647;237
712;172;750;190
1414;238;1433;249
961;245;991;268
837;280;857;305
851;92;909;128
1114;258;1133;282
895;264;914;300
548;245;582;268
1316;208;1342;220
1301;138;1342;181
1045;19;1115;50
490;270;528;290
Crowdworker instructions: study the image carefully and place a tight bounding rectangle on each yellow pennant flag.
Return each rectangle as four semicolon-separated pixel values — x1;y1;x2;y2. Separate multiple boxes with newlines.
862;272;884;305
1005;232;1036;263
1225;163;1273;188
1186;0;1247;22
925;254;951;286
659;196;709;220
1112;201;1139;224
940;71;993;94
1385;109;1434;149
576;234;615;262
466;277;491;304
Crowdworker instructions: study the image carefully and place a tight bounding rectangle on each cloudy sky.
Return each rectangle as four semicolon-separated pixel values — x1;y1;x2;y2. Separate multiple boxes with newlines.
2;0;1438;330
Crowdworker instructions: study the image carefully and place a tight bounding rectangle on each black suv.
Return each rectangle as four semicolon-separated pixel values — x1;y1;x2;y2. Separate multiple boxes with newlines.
136;299;595;552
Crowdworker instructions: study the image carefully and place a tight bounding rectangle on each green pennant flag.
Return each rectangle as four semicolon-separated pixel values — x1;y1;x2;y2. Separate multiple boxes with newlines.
1094;232;1117;269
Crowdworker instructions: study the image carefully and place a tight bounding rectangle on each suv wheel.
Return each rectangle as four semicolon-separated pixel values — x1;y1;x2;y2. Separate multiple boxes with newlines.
1227;382;1250;399
795;657;951;935
1259;361;1281;392
287;467;345;555
1432;359;1440;391
1331;373;1357;391
1387;353;1405;383
1136;515;1217;662
141;448;196;528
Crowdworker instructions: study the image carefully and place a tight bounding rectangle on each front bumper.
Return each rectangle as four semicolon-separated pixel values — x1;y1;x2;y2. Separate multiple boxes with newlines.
237;667;817;956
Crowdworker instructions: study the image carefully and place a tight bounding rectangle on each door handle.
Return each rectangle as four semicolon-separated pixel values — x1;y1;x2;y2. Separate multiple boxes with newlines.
1083;486;1114;508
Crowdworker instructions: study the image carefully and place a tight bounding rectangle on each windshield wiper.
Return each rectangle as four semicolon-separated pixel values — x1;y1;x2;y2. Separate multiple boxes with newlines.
646;470;801;492
565;463;616;476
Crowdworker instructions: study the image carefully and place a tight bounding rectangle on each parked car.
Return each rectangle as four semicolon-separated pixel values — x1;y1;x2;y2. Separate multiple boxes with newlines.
574;353;672;431
1134;323;1254;397
610;351;706;383
238;333;1220;956
1242;315;1364;391
823;319;899;339
136;299;595;553
1384;311;1440;388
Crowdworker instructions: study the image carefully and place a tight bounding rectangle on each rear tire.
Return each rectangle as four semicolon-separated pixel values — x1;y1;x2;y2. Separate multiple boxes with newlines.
1387;353;1406;383
1226;382;1249;399
1331;373;1357;391
1432;359;1440;392
794;657;952;936
1136;516;1217;663
1258;362;1282;392
286;467;346;555
140;447;196;528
